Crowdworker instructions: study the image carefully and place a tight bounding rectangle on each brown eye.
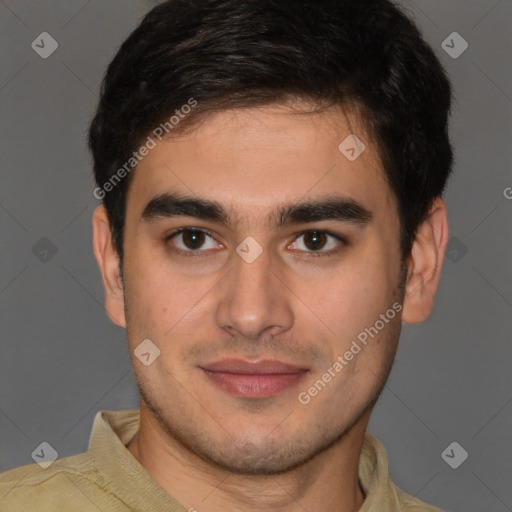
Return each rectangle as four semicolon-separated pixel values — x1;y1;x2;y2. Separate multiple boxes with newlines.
167;228;221;255
289;230;345;256
303;231;327;251
181;230;206;250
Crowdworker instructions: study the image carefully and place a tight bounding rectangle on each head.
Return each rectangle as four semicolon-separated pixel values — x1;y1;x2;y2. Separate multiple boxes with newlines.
91;0;452;475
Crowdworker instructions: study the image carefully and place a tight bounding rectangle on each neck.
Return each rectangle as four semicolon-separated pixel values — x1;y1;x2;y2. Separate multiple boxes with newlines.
127;403;369;512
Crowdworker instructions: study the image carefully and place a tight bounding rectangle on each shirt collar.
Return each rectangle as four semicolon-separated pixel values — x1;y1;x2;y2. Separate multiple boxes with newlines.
88;410;186;511
358;431;402;511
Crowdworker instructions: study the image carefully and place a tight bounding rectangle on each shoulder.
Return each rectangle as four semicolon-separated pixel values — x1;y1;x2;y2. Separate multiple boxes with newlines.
0;452;112;511
396;486;448;512
0;450;93;485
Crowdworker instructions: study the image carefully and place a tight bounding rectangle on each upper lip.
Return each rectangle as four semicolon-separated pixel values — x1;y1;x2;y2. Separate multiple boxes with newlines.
199;359;309;375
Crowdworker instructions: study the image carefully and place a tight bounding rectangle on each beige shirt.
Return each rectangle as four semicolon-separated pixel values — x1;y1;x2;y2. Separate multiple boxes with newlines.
0;410;445;511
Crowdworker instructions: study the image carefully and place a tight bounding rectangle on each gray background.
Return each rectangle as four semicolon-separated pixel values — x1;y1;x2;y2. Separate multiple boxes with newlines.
0;1;511;511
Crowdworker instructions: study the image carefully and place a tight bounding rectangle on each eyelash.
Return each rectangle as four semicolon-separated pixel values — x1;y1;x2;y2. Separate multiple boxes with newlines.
165;228;347;259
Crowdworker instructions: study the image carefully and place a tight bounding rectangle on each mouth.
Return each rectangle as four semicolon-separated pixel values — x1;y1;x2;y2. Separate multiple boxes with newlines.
199;359;310;399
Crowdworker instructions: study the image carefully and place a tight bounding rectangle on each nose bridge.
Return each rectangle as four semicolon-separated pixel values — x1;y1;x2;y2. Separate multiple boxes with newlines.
232;248;273;304
215;245;294;339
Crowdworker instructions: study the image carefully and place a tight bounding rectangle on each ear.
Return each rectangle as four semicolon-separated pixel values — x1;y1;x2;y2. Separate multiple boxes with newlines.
92;205;126;328
402;198;449;324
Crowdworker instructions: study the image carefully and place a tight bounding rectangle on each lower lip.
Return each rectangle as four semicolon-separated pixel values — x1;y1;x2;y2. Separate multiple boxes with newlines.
201;370;308;399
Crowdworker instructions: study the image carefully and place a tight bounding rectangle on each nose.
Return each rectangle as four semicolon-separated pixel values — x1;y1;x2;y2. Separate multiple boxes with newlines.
215;247;294;341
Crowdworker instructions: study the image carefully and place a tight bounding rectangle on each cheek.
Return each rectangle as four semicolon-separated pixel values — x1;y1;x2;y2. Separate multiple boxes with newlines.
123;250;220;353
311;245;400;348
123;253;184;337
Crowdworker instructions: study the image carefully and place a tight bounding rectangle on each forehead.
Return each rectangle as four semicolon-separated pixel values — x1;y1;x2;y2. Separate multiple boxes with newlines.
126;103;394;223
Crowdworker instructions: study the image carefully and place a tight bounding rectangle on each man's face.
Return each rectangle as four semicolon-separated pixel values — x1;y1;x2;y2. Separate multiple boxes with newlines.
120;103;405;474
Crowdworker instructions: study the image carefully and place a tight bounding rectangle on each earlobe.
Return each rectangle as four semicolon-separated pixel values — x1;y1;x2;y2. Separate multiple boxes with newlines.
92;205;127;328
402;198;449;324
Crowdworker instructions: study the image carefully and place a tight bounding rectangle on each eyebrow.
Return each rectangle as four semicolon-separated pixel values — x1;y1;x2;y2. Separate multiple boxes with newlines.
140;192;373;229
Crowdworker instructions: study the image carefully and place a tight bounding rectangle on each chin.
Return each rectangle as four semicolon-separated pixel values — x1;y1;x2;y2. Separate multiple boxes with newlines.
191;437;323;476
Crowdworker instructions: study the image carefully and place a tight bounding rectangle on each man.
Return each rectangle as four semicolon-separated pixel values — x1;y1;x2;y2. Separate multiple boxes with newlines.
0;0;453;510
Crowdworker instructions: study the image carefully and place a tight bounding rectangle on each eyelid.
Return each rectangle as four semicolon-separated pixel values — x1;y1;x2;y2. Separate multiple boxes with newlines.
291;228;347;242
166;227;215;240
